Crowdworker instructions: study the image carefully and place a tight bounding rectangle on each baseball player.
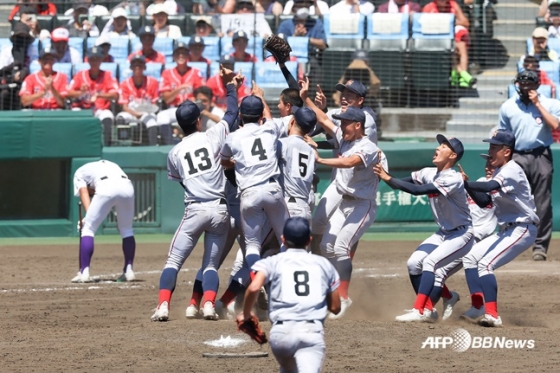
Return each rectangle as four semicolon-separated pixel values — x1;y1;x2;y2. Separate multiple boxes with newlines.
374;134;474;323
239;217;341;372
151;67;243;322
72;160;136;283
300;77;380;319
460;130;539;327
156;41;205;144
220;95;290;270
116;55;161;146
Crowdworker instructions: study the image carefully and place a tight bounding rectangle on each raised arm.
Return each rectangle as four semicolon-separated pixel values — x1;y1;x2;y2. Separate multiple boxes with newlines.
220;65;243;130
299;77;337;137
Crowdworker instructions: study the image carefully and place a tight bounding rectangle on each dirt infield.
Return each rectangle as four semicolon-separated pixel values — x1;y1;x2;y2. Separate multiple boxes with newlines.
1;238;559;373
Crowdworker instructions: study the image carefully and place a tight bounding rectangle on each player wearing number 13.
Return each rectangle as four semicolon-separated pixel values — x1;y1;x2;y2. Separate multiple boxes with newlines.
151;68;243;322
241;217;341;373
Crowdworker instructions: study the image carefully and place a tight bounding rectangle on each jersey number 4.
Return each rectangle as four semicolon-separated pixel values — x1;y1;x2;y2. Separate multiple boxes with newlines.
251;138;268;161
184;148;212;175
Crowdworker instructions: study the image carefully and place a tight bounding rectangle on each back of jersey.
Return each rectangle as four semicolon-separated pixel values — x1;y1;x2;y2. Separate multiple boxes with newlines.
254;249;340;324
278;135;315;200
73;160;126;195
167;123;228;202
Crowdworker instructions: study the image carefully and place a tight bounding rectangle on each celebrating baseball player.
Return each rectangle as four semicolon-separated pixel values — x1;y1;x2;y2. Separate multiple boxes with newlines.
374;134;474;323
239;217;341;372
151;67;243;322
300;77;380;319
72;160;136;283
461;130;539;327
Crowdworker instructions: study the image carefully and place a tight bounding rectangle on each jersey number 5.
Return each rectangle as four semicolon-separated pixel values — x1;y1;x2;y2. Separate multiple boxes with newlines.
184;148;212;175
293;270;310;296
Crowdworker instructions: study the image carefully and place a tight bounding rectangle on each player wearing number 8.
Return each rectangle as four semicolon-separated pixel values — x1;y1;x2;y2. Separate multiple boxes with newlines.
241;217;341;372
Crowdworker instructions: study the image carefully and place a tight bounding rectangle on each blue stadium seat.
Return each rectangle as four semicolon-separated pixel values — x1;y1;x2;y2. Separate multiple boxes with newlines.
209;62;220;78
119;62;163;82
221;36;264;61
163;62;209;80
131;37;175;62
86;37;97;49
177;36;221;62
110;37;132;63
234;62;254;85
287;37;309;63
73;62;119;79
411;13;455;48
0;38;11;53
254;61;296;100
68;37;85;61
322;14;366;50
516;61;560;85
508;83;552;98
30;61;73;77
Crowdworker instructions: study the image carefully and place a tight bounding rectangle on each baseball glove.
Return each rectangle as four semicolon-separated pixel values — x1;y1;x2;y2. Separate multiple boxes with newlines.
237;315;268;345
264;34;292;65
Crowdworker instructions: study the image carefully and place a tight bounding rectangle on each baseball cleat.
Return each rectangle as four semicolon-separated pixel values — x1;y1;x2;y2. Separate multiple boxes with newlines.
71;271;93;283
202;301;219;321
117;270;136;282
427;308;439;322
186;304;201;319
478;314;503;327
329;297;352;320
395;308;433;323
151;301;169;322
442;291;460;321
460;306;485;322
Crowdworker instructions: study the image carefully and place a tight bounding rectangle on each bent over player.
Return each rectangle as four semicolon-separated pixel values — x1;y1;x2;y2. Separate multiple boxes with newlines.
72;160;136;283
240;217;341;373
151;67;243;322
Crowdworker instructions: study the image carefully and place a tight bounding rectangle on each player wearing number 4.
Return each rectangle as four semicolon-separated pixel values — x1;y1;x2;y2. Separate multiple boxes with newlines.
374;134;474;323
240;217;341;373
151;66;244;322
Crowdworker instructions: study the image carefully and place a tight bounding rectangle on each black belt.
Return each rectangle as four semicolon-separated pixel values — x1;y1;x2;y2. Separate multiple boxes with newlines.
269;178;276;183
514;146;549;155
189;198;227;205
288;197;297;203
342;194;357;200
100;175;127;180
505;222;536;227
275;320;316;325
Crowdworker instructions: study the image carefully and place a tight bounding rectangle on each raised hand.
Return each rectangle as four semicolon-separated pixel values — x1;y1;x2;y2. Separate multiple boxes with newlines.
252;80;264;98
457;163;469;181
373;150;391;181
299;76;310;101
314;84;327;110
220;64;236;86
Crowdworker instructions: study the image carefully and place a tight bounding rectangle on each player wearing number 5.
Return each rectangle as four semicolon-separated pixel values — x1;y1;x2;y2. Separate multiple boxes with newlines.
220;95;290;270
151;67;243;322
241;217;341;373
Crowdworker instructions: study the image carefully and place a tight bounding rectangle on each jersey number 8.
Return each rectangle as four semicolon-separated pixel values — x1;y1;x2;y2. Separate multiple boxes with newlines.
293;270;310;296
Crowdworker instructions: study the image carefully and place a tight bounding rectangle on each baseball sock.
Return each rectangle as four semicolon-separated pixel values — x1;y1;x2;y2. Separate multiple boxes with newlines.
429;285;443;307
202;269;219;305
122;236;135;273
158;268;178;306
337;258;353;299
409;273;422;294
465;268;484;308
79;236;94;273
413;271;435;312
441;284;452;300
220;281;245;305
189;279;203;307
479;273;498;317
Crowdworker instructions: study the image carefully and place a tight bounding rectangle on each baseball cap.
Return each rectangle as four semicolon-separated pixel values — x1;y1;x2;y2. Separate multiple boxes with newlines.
39;46;57;59
283;217;311;247
174;41;189;53
293;107;317;134
176;100;201;131
10;22;34;42
189;36;205;46
195;16;213;27
74;2;89;11
111;7;128;19
95;34;111;47
51;27;69;42
332;106;366;125
295;8;310;20
516;69;540;85
483;129;516;148
239;95;264;116
151;3;168;14
436;134;464;162
335;79;367;97
219;54;235;66
532;27;549;39
130;54;146;65
353;49;369;62
233;31;249;42
139;25;155;36
87;46;104;59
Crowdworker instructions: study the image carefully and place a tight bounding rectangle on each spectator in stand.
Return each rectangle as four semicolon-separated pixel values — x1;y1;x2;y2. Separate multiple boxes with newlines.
549;5;560;38
146;0;181;15
67;47;119;146
200;0;237;14
19;46;68;110
101;8;137;38
151;3;182;39
525;27;559;62
255;0;284;14
194;17;216;36
8;0;57;21
63;0;109;17
283;0;330;15
330;0;375;15
65;2;100;38
0;23;34;110
128;26;166;63
523;55;556;99
206;54;250;109
194;86;225;131
85;35;114;63
377;0;421;13
156;42;205;144
423;0;475;87
277;8;327;51
188;36;212;64
221;0;272;38
227;31;258;62
19;5;50;41
116;55;161;146
50;28;82;64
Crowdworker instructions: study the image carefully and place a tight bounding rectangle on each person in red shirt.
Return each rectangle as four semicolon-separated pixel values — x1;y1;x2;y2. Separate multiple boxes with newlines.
422;0;475;87
8;0;57;21
67;47;119;146
19;46;67;109
206;54;251;110
188;36;212;65
128;25;166;64
229;31;257;62
156;41;205;143
116;55;162;146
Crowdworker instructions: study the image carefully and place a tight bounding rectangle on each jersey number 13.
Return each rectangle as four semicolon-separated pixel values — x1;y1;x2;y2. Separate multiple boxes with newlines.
183;147;213;179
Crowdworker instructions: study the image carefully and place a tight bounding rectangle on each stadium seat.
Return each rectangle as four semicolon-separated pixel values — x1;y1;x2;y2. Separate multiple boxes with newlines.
119;62;163;82
38;16;54;32
30;61;73;77
0;38;11;53
73;62;119;79
265;15;277;35
68;37;85;61
410;13;455;91
365;13;409;90
508;83;552;98
234;62;255;85
86;37;97;49
177;36;221;61
287;37;309;63
322;14;366;50
163;62;209;80
209;62;220;78
254;61;297;100
132;36;174;62
221;36;264;61
166;15;186;30
109;37;131;62
53;15;73;29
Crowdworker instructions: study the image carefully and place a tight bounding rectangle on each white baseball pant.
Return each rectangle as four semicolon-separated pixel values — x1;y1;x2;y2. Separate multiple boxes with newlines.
156;107;178;127
311;182;342;235
116;112;157;128
286;196;312;225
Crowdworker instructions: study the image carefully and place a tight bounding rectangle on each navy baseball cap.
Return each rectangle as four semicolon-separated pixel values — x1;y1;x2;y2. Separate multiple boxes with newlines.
87;46;104;59
233;30;249;42
436;134;464;162
240;95;264;116
293;107;317;134
174;41;189;53
138;25;155;36
332;106;366;125
283;217;311;247
188;36;205;46
220;54;235;65
335;79;367;97
176;100;201;130
483;129;515;148
129;54;146;65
